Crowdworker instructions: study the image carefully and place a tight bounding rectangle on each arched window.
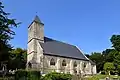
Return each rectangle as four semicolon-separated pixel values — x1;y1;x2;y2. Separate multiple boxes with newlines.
62;59;66;66
83;62;87;68
28;62;32;68
74;61;77;67
82;62;87;72
50;58;55;65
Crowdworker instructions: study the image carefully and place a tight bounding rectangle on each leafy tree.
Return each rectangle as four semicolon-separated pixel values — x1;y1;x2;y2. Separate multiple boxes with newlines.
85;54;90;58
89;52;104;73
0;1;18;63
8;48;27;70
102;49;114;56
114;52;120;65
103;62;114;75
110;35;120;51
102;49;118;62
88;34;120;74
117;65;120;75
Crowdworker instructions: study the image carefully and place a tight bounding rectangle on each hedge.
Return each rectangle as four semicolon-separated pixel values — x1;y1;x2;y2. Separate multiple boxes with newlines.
41;72;72;80
15;70;41;80
0;77;14;80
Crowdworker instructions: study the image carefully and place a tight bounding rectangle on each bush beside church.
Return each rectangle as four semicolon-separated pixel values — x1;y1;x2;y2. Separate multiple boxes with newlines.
2;70;72;80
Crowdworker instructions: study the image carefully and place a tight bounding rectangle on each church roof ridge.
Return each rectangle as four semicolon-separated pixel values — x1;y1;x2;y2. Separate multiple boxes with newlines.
44;36;76;47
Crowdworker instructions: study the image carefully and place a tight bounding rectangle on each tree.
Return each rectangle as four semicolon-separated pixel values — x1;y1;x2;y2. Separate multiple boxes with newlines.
0;1;18;63
103;62;114;75
117;65;120;75
110;35;120;51
114;52;120;65
85;54;90;58
8;48;27;70
87;34;120;74
102;49;118;62
89;52;104;73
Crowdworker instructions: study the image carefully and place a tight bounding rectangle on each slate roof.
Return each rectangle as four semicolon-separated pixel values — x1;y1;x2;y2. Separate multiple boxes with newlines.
28;15;43;28
40;37;88;61
34;15;41;23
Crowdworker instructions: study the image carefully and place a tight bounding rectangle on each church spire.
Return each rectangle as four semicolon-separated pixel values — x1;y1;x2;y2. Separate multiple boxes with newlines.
34;15;41;23
28;15;44;43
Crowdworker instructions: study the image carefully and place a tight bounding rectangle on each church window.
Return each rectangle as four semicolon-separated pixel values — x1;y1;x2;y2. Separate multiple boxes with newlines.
62;59;66;66
83;62;87;68
50;58;55;65
74;61;77;67
28;62;32;68
82;62;87;72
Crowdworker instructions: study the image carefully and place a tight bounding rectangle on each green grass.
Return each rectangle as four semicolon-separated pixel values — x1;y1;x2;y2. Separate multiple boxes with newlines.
83;74;120;80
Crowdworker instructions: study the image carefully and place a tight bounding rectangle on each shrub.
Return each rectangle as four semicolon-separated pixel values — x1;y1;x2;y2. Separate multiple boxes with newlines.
41;72;72;80
110;70;118;75
15;69;41;80
103;62;114;75
0;77;14;80
118;65;120;75
101;71;105;75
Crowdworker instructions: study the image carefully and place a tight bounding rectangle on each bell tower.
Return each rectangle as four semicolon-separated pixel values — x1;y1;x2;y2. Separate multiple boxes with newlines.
28;15;44;43
27;15;44;69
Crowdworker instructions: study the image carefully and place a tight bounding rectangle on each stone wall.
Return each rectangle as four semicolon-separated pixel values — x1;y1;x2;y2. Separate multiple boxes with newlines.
27;19;44;69
42;55;93;75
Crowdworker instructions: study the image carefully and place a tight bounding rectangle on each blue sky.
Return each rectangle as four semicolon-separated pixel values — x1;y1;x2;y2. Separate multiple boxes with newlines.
2;0;120;54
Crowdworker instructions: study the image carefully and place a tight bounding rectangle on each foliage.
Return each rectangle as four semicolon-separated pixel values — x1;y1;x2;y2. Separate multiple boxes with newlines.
114;52;120;65
0;77;14;80
15;69;41;80
85;54;90;58
89;52;104;73
0;1;19;64
87;34;120;74
0;1;18;42
8;48;27;70
110;35;120;51
103;62;114;74
41;72;72;80
101;71;105;75
117;65;120;75
88;76;99;80
102;49;115;62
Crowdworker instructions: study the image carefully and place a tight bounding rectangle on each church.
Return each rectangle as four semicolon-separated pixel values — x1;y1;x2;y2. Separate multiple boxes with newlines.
27;15;96;75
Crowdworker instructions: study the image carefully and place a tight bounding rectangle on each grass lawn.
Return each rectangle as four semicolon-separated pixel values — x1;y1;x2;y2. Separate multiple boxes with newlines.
83;74;120;80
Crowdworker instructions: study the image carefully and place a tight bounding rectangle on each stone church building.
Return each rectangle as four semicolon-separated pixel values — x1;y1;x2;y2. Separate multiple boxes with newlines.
27;15;96;75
